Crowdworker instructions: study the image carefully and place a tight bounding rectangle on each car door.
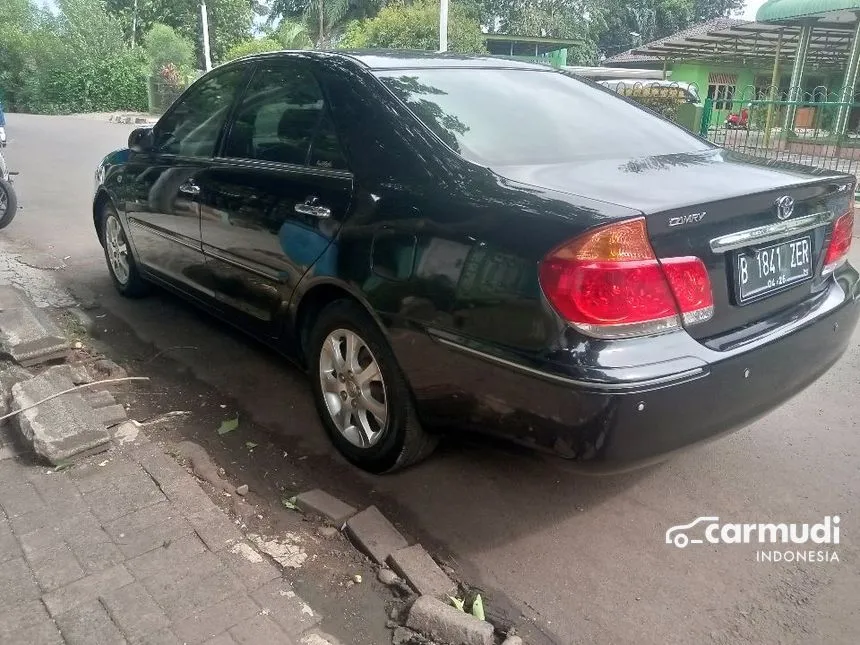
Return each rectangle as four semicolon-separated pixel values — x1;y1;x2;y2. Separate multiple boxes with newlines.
198;59;353;338
122;64;249;298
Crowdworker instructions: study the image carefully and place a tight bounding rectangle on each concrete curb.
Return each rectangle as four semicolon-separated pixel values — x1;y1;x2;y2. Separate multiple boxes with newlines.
109;114;156;125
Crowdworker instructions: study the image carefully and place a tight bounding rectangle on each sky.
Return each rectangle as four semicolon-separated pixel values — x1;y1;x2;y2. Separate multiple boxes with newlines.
743;0;770;20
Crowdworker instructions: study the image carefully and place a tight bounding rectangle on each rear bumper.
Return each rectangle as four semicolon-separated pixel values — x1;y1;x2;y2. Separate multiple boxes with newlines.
393;269;860;471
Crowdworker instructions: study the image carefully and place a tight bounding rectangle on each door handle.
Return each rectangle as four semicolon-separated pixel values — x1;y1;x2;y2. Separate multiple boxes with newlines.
294;197;331;219
178;180;201;196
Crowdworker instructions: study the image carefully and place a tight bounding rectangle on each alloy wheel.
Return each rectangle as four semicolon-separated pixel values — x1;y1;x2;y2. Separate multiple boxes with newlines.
105;215;130;285
319;328;388;448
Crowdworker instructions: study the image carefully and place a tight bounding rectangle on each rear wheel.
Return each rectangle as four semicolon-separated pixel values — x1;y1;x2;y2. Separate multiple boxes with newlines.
100;205;149;297
308;300;437;473
0;179;17;229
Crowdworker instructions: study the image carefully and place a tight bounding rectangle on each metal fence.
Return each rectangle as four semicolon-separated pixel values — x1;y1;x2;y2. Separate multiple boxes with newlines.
699;85;860;178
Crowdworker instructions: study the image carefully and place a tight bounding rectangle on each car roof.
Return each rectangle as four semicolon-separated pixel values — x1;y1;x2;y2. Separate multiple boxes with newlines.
238;49;552;71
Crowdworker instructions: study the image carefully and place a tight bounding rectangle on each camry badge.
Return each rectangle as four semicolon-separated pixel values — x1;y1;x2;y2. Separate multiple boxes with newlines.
669;211;706;227
775;196;794;220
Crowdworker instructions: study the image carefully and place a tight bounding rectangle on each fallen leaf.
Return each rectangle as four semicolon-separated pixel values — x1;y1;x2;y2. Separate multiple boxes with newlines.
471;594;485;621
282;496;299;510
245;441;258;449
449;596;465;612
217;415;239;435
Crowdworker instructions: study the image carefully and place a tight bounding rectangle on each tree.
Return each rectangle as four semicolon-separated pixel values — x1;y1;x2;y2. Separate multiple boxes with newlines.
144;23;195;74
476;0;606;64
272;19;314;48
598;0;745;58
105;0;254;64
225;36;283;60
267;0;383;47
340;0;486;53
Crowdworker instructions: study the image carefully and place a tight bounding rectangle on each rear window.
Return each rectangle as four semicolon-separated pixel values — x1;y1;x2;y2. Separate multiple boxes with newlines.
376;68;710;166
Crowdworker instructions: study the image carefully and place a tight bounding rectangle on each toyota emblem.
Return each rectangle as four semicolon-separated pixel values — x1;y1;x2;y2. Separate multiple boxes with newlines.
775;196;795;220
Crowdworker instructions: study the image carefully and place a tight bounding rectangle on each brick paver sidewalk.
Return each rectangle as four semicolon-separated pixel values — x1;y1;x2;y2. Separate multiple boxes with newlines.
0;435;334;645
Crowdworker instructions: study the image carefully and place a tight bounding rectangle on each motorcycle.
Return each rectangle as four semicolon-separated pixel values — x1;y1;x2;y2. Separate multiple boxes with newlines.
0;135;18;229
725;105;751;130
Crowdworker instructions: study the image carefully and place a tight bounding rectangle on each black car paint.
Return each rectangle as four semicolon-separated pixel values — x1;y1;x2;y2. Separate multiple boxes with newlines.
94;51;860;470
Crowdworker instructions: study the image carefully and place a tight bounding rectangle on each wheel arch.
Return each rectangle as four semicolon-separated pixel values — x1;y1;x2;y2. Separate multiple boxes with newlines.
93;189;116;245
292;279;389;366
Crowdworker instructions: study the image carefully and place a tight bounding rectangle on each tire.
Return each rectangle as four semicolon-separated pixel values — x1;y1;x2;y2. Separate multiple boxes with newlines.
307;299;437;473
0;179;17;229
100;204;150;298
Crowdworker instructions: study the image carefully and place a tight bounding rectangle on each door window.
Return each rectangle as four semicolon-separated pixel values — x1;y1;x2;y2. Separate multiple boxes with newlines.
223;64;348;170
153;67;247;158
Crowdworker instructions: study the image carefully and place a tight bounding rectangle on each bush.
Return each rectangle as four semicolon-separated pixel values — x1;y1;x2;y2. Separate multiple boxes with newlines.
144;23;195;75
225;37;283;61
30;49;148;113
340;0;486;53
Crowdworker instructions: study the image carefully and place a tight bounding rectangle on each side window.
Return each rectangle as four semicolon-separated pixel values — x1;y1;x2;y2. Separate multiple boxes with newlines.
154;67;246;158
223;64;348;170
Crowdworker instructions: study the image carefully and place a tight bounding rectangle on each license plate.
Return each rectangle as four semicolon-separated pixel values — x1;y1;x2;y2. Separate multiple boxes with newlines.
735;236;813;303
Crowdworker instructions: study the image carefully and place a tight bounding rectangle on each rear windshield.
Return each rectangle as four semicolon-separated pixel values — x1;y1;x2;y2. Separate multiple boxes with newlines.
376;68;711;166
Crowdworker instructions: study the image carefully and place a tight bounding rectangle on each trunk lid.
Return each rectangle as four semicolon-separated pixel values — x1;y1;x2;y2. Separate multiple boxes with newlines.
493;150;855;345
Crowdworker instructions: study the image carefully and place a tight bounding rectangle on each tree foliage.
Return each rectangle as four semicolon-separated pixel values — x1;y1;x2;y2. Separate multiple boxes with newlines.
105;0;254;64
340;0;486;54
0;0;147;113
598;0;745;58
144;23;196;75
225;37;283;60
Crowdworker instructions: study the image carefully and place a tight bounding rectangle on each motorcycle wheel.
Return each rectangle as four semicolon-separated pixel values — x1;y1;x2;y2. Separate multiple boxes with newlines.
0;179;18;229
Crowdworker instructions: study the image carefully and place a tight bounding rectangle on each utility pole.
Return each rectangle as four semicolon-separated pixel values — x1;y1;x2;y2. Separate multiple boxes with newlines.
131;0;138;48
201;0;213;71
439;0;449;52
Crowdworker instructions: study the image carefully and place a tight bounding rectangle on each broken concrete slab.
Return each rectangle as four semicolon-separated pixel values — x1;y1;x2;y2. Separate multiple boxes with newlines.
44;363;93;386
388;544;457;598
407;596;495;645
0;362;33;414
345;506;408;565
0;286;70;367
296;489;357;525
92;404;128;428
12;369;110;465
82;390;116;409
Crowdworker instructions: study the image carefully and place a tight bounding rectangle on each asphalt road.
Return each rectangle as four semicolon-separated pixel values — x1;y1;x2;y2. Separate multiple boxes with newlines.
4;113;860;645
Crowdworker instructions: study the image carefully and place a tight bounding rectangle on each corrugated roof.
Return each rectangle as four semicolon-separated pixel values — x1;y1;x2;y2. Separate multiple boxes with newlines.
603;18;750;64
757;0;860;22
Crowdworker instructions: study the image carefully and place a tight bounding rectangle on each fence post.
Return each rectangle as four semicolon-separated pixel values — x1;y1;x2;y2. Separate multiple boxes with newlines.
700;98;714;138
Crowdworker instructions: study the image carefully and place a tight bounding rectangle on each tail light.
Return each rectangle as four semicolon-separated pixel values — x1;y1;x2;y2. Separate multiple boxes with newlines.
539;218;713;339
822;206;854;275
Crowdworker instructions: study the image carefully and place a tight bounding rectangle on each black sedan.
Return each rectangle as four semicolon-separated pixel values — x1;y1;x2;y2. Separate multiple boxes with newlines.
93;51;859;473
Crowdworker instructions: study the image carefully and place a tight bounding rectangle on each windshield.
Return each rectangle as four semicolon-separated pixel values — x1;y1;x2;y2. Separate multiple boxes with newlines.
376;68;711;166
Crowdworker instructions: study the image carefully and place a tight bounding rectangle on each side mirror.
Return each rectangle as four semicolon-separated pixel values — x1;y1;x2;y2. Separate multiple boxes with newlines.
128;127;154;153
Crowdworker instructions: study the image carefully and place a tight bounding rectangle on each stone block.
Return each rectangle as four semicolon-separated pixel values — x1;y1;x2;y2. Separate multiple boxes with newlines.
12;370;109;464
295;489;356;525
0;286;70;366
345;506;408;565
407;596;494;645
388;544;457;598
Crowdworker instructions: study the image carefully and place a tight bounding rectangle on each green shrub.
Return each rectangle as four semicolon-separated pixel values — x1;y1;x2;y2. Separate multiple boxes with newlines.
225;37;283;61
339;0;486;53
144;23;195;75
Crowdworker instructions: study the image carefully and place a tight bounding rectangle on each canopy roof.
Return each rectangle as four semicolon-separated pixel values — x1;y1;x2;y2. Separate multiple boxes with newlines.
757;0;860;24
605;17;858;72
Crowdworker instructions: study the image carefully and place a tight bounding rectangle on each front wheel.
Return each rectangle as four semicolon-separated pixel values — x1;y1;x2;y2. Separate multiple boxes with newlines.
0;179;17;229
100;205;149;297
307;300;437;473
